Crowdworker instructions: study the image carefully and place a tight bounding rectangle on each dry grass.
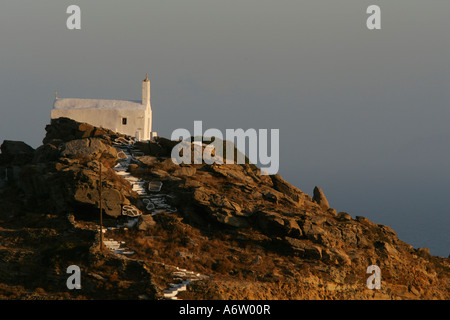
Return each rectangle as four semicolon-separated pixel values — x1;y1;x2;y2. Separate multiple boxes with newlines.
103;210;300;285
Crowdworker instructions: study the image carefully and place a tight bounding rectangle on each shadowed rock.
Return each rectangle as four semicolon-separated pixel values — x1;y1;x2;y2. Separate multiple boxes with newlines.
0;140;35;165
312;186;330;210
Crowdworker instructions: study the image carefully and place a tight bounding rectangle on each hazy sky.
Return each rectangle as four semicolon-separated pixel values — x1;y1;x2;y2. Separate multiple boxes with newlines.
0;1;449;256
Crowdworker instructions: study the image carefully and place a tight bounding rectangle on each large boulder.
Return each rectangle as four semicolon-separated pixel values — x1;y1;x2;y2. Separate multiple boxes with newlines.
312;186;330;210
284;237;323;260
0;140;35;165
1;140;34;156
43;117;115;145
74;185;129;218
270;174;305;205
59;137;118;160
18;160;136;218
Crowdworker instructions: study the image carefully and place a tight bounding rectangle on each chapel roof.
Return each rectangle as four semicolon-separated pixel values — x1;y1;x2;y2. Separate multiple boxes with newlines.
53;98;146;111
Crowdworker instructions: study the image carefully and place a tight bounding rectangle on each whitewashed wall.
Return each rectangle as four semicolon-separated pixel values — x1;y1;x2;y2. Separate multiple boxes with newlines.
51;108;149;140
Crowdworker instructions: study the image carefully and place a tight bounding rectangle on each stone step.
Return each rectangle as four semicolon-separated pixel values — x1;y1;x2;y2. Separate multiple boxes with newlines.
163;291;177;298
163;278;194;299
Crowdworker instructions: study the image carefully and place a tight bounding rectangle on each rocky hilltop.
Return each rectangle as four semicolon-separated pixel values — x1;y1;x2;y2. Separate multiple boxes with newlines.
0;117;448;300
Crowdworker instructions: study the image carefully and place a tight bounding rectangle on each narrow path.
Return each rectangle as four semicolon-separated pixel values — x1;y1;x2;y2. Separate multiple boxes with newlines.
162;267;209;300
102;137;207;299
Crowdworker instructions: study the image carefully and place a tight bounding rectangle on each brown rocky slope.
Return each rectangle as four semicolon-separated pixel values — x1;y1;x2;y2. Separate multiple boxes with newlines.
0;117;448;299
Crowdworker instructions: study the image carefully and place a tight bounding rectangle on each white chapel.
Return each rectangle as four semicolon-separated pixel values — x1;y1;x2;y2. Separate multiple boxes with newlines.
51;74;155;141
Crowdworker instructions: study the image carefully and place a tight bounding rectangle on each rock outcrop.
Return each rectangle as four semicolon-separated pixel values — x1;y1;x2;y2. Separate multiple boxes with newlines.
1;118;138;217
0;140;34;157
0;118;448;300
312;186;330;210
42;117;115;145
0;140;35;166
